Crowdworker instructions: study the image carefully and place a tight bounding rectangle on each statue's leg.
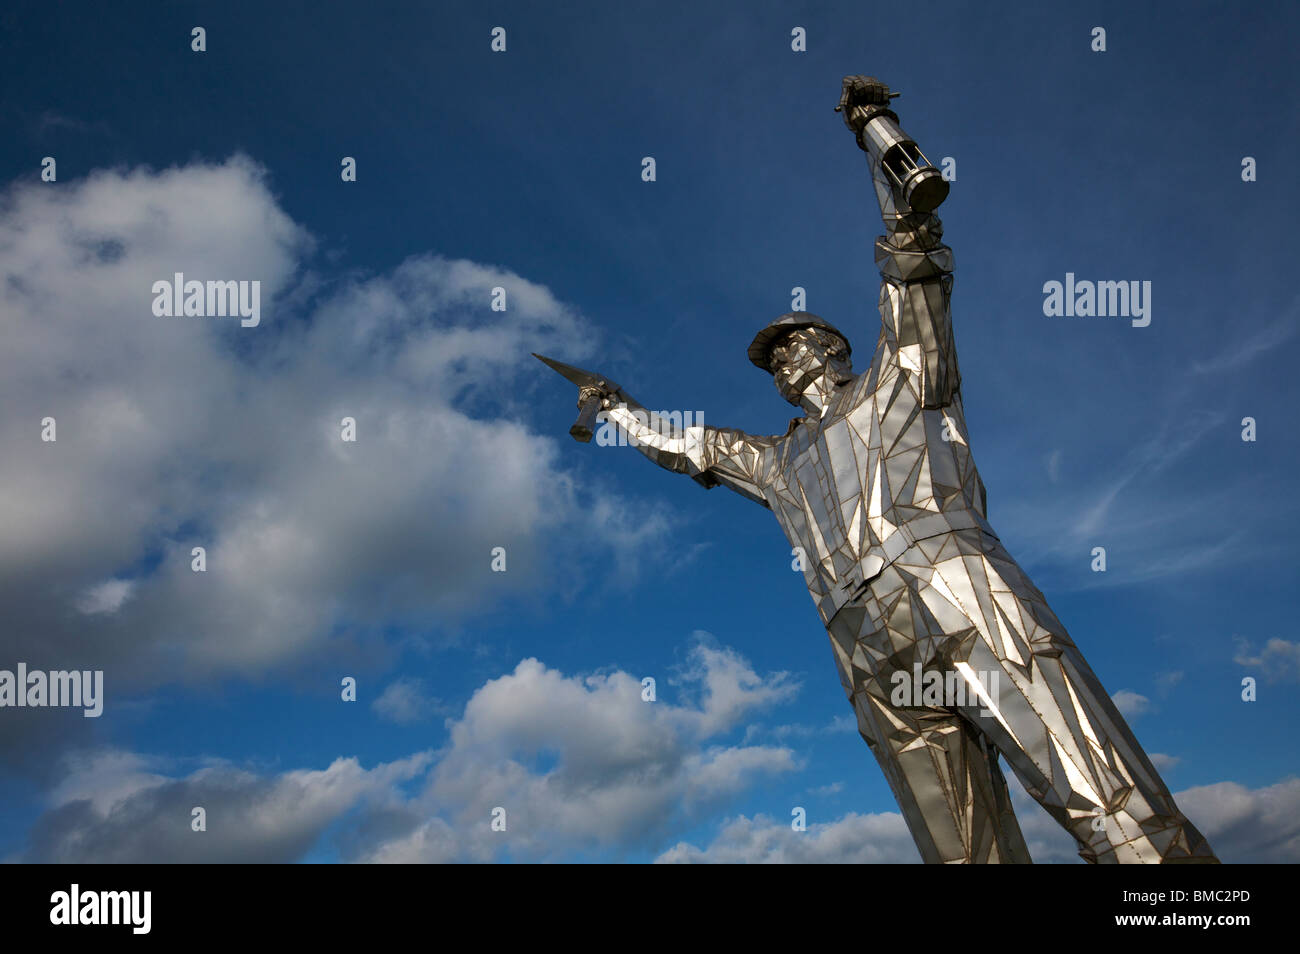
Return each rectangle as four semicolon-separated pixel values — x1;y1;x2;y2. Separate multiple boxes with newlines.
827;602;1033;863
907;529;1219;863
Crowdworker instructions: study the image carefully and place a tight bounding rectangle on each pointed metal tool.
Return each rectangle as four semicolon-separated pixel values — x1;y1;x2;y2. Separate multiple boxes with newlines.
533;353;613;443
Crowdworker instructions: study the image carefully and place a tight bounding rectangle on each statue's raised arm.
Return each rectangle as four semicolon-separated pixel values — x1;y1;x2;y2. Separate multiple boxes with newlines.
839;75;960;410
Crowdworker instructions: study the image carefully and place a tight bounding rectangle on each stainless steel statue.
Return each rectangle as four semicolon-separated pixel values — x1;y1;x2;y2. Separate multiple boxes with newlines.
538;76;1218;864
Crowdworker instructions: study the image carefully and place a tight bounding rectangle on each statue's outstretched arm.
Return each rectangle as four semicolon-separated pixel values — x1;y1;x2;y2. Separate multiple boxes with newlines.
839;75;960;409
600;391;775;507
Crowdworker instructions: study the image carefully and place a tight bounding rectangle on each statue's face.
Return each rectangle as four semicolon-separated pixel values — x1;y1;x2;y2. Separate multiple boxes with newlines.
769;328;853;406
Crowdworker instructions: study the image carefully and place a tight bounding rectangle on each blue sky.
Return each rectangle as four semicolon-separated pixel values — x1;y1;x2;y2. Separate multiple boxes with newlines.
0;0;1297;862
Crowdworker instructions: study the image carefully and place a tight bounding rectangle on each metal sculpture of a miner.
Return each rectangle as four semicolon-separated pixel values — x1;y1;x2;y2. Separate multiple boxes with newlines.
537;75;1218;864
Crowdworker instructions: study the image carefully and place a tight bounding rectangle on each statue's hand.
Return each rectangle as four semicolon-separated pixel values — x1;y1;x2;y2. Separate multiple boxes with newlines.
836;75;893;140
569;377;624;444
574;377;624;411
597;384;631;410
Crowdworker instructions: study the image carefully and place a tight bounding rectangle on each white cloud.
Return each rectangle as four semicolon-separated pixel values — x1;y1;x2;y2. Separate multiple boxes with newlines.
372;678;441;725
670;636;801;737
1046;448;1062;483
1233;637;1300;683
1191;303;1298;375
356;817;460;864
992;769;1300;864
75;578;135;615
659;771;1300;865
1155;670;1184;692
26;750;431;863
22;640;802;862
47;749;169;816
808;781;844;796
1110;689;1150;718
1176;778;1300;863
656;812;919;863
0;156;674;707
373;640;801;862
22;652;1299;864
743;712;854;744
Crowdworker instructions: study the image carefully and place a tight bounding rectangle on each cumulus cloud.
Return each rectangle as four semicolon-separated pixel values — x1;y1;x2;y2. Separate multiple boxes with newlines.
1175;777;1300;863
0;156;675;742
656;812;919;863
661;769;1076;865
658;759;1300;864
47;750;170;817
669;636;800;737
18;640;801;862
20;647;1295;864
984;771;1300;864
22;749;431;863
354;640;801;862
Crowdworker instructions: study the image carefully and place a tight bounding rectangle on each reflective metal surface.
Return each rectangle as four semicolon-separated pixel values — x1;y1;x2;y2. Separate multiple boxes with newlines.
550;76;1218;864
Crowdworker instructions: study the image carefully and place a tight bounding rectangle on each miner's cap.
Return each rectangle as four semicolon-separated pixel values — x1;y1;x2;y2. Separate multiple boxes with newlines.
747;312;852;371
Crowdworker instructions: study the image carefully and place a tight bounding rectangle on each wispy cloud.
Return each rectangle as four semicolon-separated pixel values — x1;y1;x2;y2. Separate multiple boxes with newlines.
1191;303;1299;375
996;407;1261;589
808;781;845;796
1045;449;1063;483
37;111;110;136
1233;637;1300;683
1070;410;1224;542
742;712;854;744
75;578;135;615
1110;689;1151;719
372;678;445;725
1155;670;1184;691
